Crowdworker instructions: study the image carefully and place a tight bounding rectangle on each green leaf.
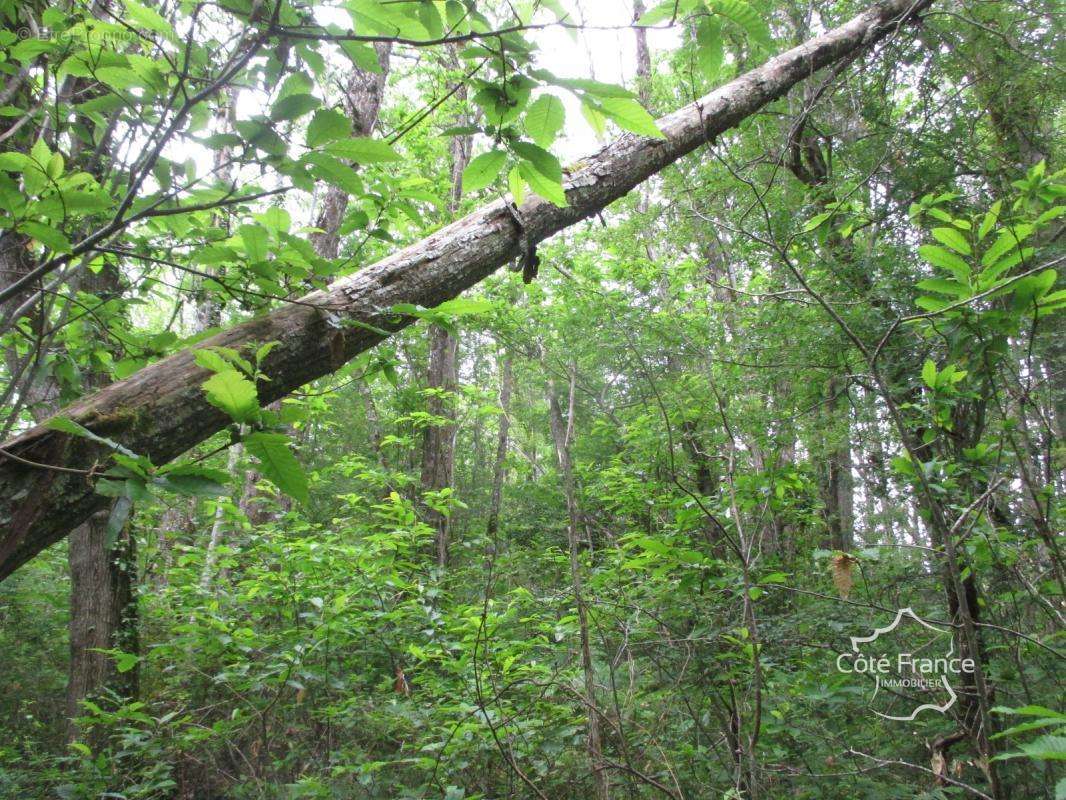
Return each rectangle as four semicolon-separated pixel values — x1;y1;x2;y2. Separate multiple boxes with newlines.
508;166;526;205
157;472;229;497
918;245;970;283
461;150;507;194
636;0;698;25
193;348;234;375
581;100;607;137
270;93;320;122
235;120;288;157
711;0;771;49
349;0;430;39
434;298;494;316
981;224;1033;268
255;207;291;234
23;139;51;195
46;417;137;457
979;247;1032;283
546;76;637;99
306;109;352;147
931;226;971;256
512;141;563;182
695;16;724;79
113;650;140;673
761;572;789;584
994;718;1066;739
243;432;309;504
325;137;402;163
977;200;1001;240
0;152;32;172
339;40;384;73
124;0;174;34
518;161;568;208
162;464;231;483
239;223;270;262
1013;269;1057;307
46;152;64;180
19;221;71;253
994;733;1066;761
597;97;665;139
96;67;143;91
524;95;566;148
915;278;968;297
105;496;133;550
202;369;259;423
993;705;1066;719
303;152;364;196
802;212;832;233
921;359;937;389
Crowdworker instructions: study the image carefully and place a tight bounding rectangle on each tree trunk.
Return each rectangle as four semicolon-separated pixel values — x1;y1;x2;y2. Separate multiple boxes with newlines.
198;443;241;591
0;0;933;579
67;510;138;737
547;368;609;800
310;43;392;261
422;53;472;567
485;354;513;539
825;375;854;551
422;323;459;567
632;0;653;108
0;6;144;728
65;263;140;741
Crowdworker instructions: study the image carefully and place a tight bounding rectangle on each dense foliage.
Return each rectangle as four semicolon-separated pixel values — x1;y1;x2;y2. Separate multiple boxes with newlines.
0;0;1062;798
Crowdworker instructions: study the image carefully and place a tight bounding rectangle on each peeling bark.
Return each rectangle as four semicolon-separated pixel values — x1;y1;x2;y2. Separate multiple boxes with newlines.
0;0;932;579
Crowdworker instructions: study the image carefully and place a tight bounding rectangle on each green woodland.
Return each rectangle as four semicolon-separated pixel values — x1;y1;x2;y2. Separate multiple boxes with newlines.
0;0;1063;797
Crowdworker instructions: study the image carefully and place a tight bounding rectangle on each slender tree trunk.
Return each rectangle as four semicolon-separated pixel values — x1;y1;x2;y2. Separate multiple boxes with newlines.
194;87;238;331
310;42;392;482
423;58;472;567
632;0;653;108
825;375;854;551
0;0;934;579
191;89;244;592
199;443;241;591
485;354;513;539
310;43;392;261
783;110;857;553
547;367;609;800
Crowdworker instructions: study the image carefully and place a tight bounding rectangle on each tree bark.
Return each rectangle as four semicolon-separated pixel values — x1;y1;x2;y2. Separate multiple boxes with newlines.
310;43;392;261
67;509;138;731
0;0;933;580
422;323;459;566
65;263;140;742
422;70;472;567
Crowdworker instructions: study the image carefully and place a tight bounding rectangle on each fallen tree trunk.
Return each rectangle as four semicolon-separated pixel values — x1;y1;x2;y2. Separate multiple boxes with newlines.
0;0;930;580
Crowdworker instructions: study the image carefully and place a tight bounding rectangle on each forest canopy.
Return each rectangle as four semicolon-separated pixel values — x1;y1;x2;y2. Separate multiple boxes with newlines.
0;0;1063;798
